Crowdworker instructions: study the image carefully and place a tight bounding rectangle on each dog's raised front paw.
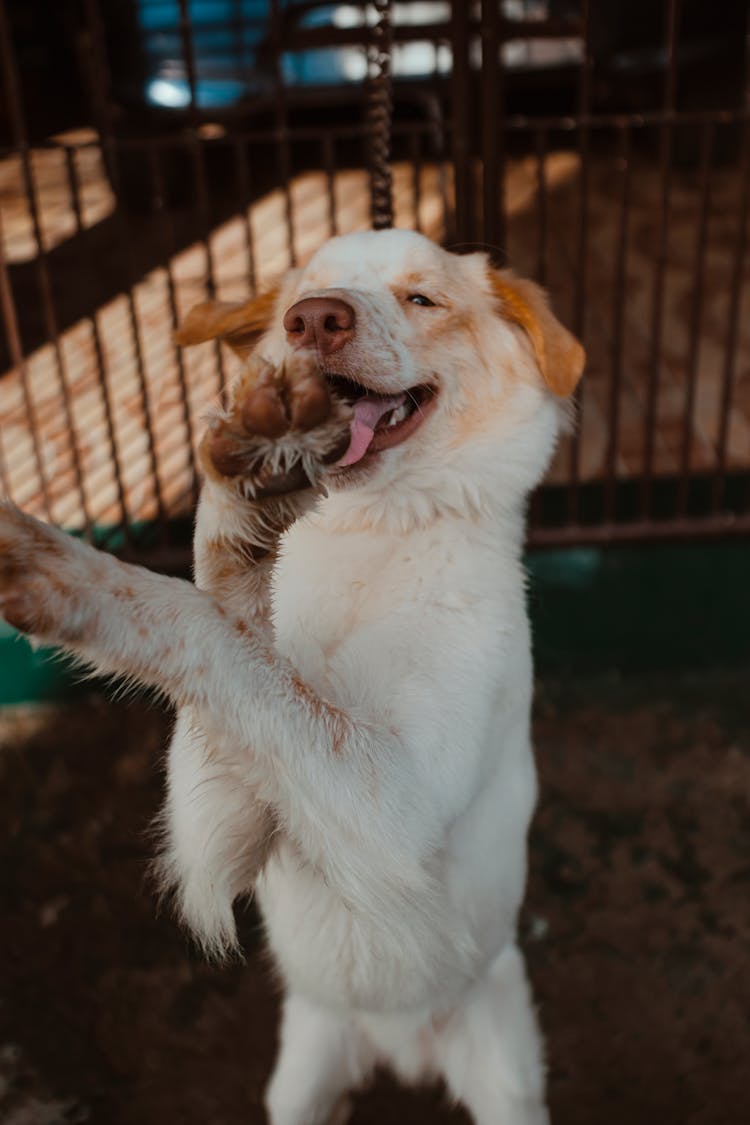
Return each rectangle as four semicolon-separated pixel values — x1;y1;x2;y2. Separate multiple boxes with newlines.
202;351;351;496
0;502;78;637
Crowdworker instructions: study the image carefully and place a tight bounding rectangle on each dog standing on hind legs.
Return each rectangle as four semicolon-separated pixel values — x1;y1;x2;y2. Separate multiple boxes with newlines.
0;230;584;1124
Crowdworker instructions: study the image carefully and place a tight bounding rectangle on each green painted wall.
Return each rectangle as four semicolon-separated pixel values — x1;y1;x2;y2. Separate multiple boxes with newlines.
0;620;81;705
529;541;750;672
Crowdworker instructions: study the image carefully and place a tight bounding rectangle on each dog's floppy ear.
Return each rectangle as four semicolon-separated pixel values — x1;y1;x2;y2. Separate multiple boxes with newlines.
490;270;585;397
174;286;280;360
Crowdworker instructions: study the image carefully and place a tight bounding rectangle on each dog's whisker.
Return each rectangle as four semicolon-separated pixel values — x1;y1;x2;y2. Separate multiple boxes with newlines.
406;389;428;420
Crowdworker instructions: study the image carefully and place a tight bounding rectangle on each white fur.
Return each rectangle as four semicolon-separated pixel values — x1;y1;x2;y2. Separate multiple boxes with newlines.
0;230;580;1124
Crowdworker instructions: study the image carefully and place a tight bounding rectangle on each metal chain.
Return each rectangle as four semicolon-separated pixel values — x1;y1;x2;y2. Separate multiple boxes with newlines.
366;0;394;230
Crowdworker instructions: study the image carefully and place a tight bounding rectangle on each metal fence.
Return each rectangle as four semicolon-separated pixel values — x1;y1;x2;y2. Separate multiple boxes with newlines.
0;0;748;564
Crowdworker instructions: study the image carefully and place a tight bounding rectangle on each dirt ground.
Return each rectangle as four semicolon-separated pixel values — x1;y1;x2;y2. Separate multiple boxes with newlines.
0;670;748;1125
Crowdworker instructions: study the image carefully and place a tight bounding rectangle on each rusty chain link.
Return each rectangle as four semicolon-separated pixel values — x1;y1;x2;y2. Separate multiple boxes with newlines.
366;0;394;230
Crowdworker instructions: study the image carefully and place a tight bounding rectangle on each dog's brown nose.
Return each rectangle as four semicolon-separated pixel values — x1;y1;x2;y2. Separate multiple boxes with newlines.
283;296;355;355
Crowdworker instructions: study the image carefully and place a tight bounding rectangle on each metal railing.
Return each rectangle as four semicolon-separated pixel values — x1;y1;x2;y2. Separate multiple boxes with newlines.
0;0;747;560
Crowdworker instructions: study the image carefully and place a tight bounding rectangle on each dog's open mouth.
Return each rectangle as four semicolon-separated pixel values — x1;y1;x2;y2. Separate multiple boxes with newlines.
326;375;436;469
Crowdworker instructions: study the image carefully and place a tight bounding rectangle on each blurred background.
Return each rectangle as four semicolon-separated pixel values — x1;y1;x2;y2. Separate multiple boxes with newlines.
0;3;748;1124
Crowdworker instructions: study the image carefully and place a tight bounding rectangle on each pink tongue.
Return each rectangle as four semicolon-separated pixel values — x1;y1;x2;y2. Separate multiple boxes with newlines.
336;394;405;467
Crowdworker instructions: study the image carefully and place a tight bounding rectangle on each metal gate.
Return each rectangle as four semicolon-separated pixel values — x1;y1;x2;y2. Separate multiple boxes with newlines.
0;0;748;563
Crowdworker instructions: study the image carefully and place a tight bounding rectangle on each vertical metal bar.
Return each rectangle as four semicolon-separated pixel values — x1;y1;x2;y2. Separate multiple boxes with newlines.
323;134;339;238
269;0;297;265
450;0;474;243
0;412;9;499
234;136;258;291
0;0;91;531
172;0;228;394
148;142;200;507
64;144;133;533
85;0;176;535
0;206;51;517
426;76;450;239
535;127;549;285
119;220;167;529
176;0;200;109
0;327;9;493
573;0;593;328
676;119;714;516
229;0;244;79
567;0;593;523
424;38;451;238
712;121;750;514
481;0;505;258
58;147;131;539
640;0;682;519
603;123;632;523
410;131;423;233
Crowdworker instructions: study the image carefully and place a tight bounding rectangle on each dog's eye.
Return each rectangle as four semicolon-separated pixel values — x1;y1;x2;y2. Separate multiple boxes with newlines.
406;294;436;308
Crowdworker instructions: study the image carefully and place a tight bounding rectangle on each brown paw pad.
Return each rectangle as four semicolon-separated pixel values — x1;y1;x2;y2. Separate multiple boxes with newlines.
200;352;350;488
236;352;332;440
202;426;257;479
287;366;332;430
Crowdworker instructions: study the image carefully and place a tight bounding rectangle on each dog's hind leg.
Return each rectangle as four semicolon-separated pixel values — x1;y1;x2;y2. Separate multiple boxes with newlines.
434;945;549;1125
266;993;375;1125
155;709;277;957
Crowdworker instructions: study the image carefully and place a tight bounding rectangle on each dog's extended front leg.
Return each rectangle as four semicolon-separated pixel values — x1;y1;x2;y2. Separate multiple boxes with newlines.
0;502;359;767
0;501;427;909
0;502;234;694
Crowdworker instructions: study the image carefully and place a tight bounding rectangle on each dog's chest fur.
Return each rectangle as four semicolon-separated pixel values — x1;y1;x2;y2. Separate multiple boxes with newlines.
273;517;399;672
256;503;537;1013
271;509;500;714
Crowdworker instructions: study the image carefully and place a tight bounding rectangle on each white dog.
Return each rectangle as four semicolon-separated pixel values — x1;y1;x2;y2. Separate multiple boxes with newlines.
0;230;584;1125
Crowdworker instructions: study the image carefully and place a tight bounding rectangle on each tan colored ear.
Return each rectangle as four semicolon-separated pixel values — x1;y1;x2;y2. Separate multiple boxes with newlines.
174;286;280;360
490;270;585;397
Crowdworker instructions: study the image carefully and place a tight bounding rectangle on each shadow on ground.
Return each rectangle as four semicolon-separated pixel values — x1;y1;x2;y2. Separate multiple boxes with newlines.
0;670;748;1124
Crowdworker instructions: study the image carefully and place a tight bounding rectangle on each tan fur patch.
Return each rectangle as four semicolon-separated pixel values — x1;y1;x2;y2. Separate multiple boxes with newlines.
291;673;324;719
291;673;348;754
328;713;347;757
423;306;475;343
490;271;585;397
400;271;430;291
174;286;280;361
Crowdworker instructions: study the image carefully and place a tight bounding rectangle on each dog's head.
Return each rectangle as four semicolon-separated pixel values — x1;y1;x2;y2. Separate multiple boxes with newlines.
177;230;584;525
